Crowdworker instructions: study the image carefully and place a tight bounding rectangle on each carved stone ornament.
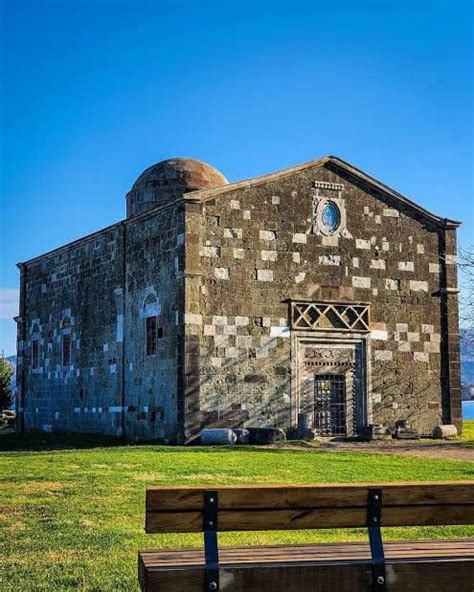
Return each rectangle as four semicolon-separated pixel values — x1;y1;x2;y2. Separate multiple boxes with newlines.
304;348;355;365
310;181;352;238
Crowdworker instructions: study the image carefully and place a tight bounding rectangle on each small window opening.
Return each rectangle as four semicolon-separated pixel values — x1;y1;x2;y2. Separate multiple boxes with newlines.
32;339;40;369
146;316;157;356
62;333;72;366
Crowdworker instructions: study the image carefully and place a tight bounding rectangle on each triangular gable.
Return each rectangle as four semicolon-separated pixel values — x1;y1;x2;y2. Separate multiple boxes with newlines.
186;155;460;229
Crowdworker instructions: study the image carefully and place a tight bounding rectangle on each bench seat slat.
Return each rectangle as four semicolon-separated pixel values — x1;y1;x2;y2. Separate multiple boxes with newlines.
138;540;474;592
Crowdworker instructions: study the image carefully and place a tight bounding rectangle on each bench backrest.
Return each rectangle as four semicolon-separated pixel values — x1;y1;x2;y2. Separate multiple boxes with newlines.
145;481;474;533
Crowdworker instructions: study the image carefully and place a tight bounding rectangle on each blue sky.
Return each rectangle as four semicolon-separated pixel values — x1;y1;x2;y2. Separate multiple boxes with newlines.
0;0;473;356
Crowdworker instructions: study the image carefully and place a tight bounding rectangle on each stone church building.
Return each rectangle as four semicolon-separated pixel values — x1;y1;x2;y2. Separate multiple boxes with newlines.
15;156;462;442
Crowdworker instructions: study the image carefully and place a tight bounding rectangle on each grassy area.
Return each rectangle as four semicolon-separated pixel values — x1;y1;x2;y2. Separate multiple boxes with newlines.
462;418;474;446
0;425;473;592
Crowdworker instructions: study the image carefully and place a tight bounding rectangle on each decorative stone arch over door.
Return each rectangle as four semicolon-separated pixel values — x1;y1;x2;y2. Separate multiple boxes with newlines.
290;300;372;437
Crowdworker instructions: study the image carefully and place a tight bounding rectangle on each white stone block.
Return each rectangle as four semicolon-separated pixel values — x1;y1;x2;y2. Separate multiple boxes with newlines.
261;250;278;261
202;246;220;258
214;268;230;280
292;252;301;263
398;261;414;272
371;330;388;341
370;259;386;270
272;195;280;204
352;276;371;288
233;248;245;259
230;199;240;210
421;324;434;333
429;263;441;274
352;257;359;268
270;326;290;337
375;215;381;224
235;316;249;326
396;323;408;332
243;210;251;220
407;332;420;342
204;324;216;336
385;278;400;290
424;341;440;353
185;313;202;325
414;352;429;363
292;233;307;244
260;230;276;241
211;357;222;367
382;240;390;251
356;239;371;250
225;347;238;358
257;269;274;282
319;255;340;266
417;244;425;254
295;272;306;284
445;254;457;265
409;280;428;292
383;208;400;217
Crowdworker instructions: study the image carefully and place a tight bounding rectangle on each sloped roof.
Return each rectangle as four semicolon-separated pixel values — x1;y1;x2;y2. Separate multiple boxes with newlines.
186;155;461;229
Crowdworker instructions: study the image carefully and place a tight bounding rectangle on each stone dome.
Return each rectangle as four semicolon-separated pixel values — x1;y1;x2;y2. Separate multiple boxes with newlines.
126;158;228;217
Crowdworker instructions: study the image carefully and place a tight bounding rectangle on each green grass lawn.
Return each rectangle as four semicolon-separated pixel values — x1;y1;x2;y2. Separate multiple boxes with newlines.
1;424;473;592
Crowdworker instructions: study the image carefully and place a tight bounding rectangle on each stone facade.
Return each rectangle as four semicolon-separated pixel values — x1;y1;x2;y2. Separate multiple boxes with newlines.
15;156;462;441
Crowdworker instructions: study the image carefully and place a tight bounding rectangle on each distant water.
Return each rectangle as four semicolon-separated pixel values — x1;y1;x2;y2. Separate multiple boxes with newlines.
463;400;474;420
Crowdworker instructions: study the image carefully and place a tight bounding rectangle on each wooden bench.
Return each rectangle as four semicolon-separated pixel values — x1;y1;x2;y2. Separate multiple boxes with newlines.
138;481;474;591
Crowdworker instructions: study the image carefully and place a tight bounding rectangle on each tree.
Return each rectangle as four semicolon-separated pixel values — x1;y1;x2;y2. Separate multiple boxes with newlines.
0;355;13;412
459;246;474;354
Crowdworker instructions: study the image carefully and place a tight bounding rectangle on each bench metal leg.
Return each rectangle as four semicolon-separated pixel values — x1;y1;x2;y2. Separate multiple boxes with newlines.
368;488;386;592
203;490;219;591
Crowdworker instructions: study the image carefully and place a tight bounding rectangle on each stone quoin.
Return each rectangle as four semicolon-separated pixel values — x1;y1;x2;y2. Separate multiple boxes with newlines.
15;155;462;442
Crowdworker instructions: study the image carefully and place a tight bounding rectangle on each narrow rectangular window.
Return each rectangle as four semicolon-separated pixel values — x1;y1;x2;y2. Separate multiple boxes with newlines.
146;317;157;356
32;340;40;369
62;334;72;366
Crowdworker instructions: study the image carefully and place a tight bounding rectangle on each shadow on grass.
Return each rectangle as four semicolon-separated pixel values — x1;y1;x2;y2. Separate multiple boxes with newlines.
0;430;329;455
0;430;127;452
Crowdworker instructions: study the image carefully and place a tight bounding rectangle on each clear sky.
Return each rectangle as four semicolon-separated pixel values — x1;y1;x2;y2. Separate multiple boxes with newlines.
0;0;473;356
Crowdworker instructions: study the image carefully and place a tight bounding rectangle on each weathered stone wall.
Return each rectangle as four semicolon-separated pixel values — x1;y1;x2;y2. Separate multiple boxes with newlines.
19;224;126;436
18;203;184;441
124;203;184;441
191;162;451;436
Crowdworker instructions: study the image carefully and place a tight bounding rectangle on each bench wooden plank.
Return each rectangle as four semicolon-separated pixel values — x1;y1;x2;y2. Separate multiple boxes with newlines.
139;540;474;592
146;504;474;532
145;482;474;533
146;482;474;511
